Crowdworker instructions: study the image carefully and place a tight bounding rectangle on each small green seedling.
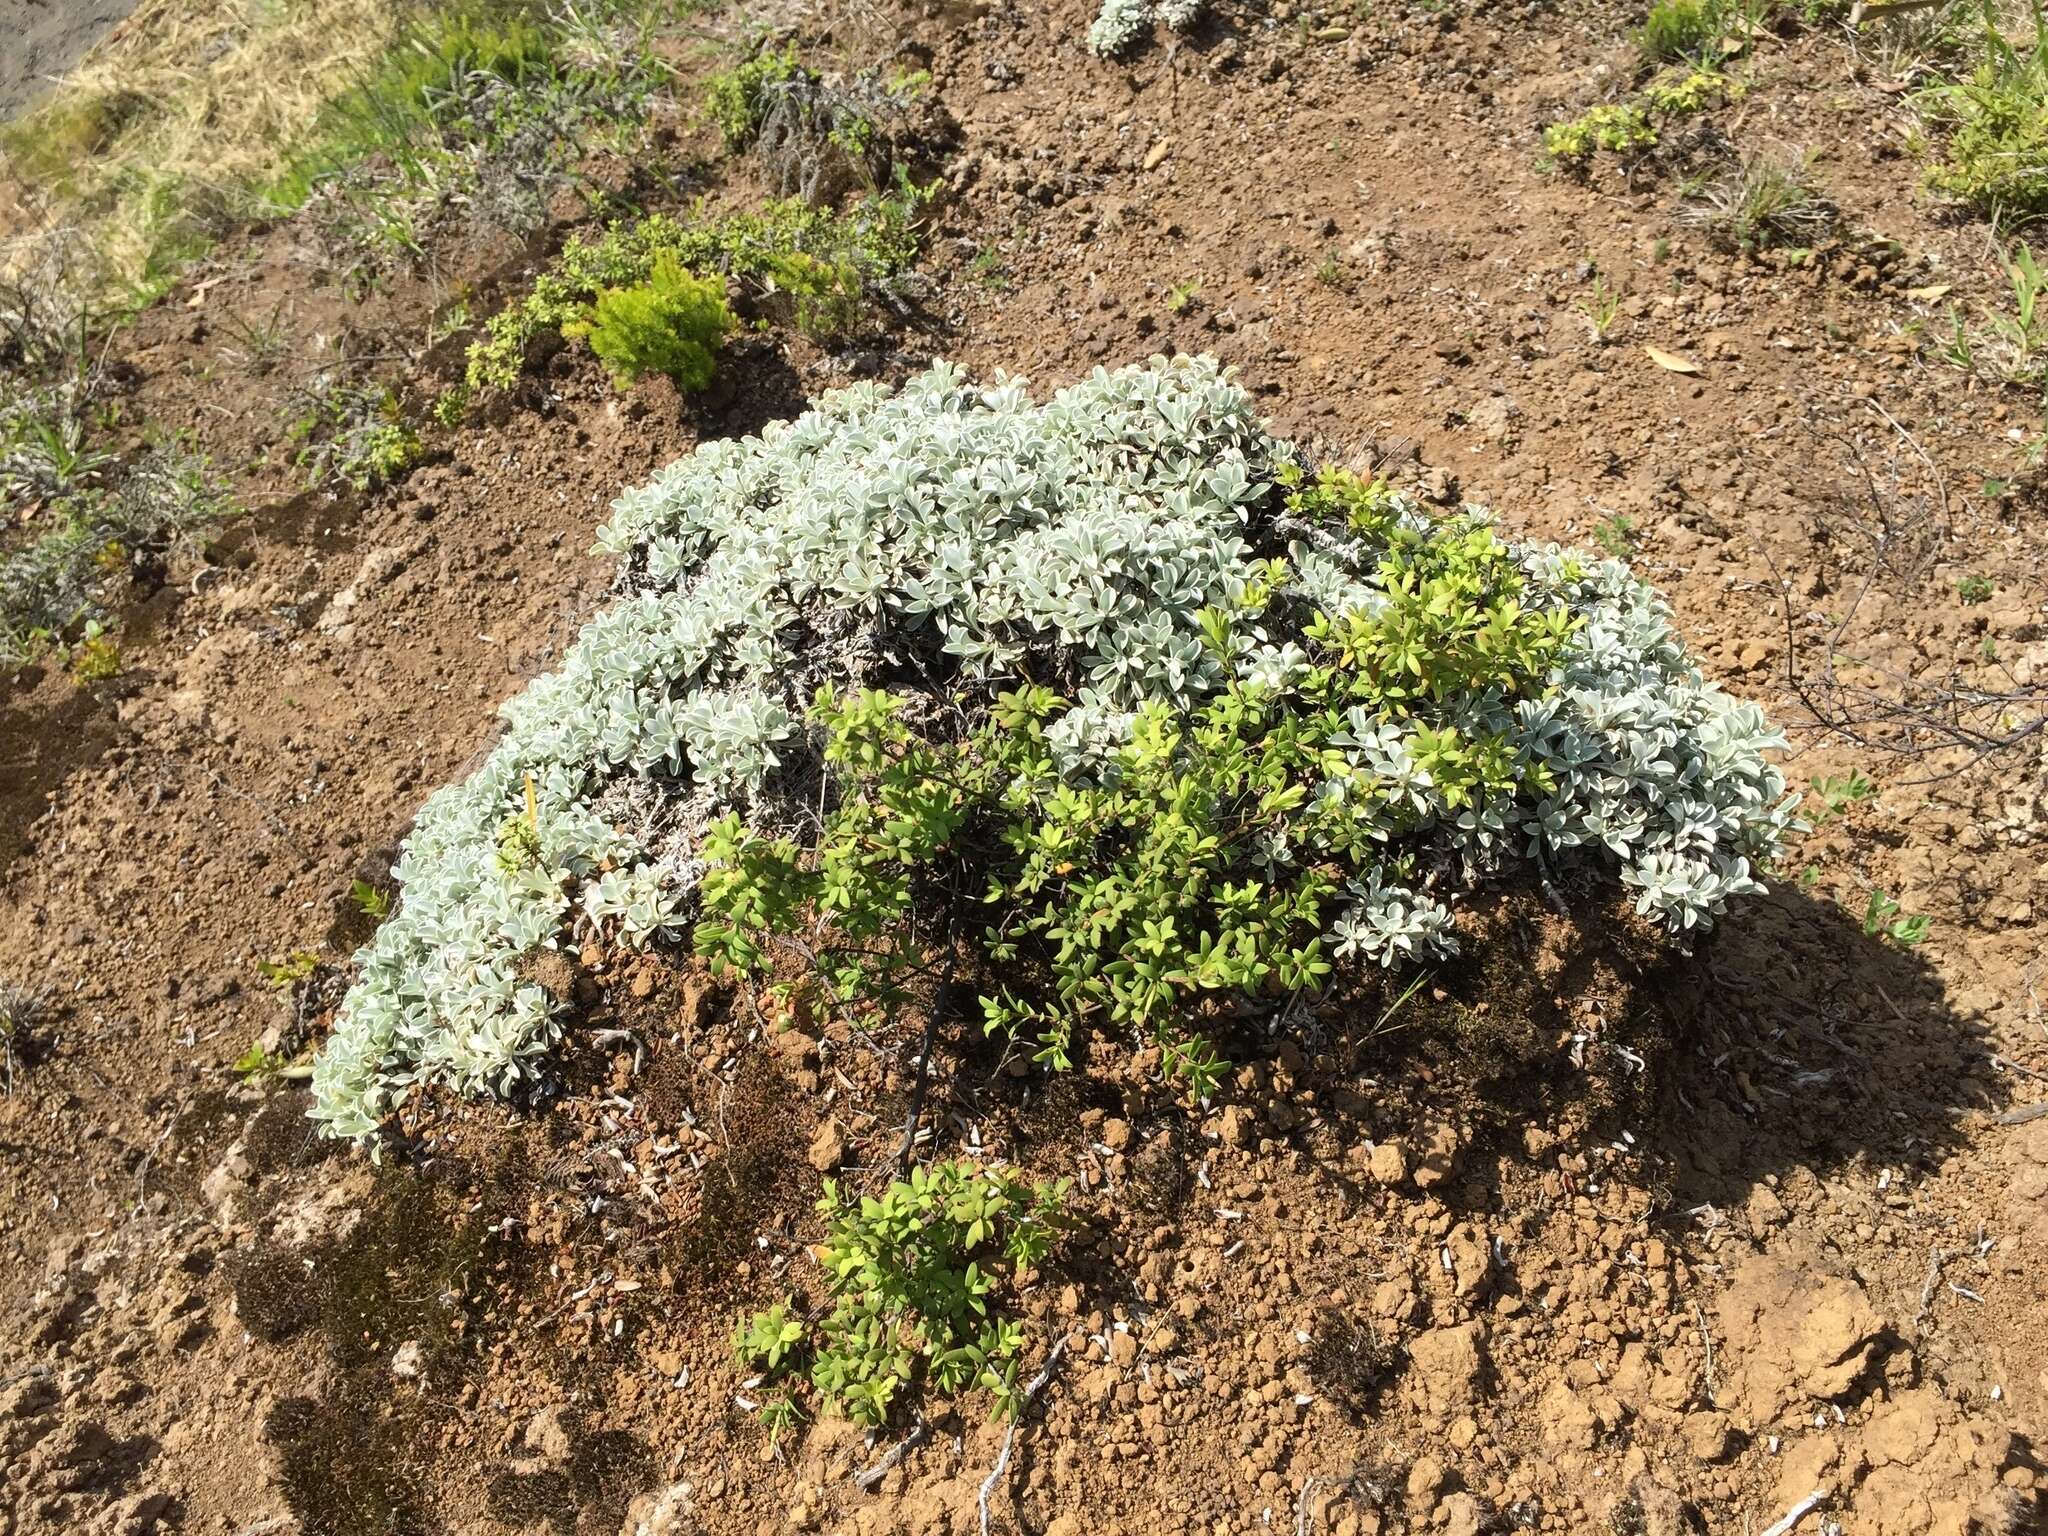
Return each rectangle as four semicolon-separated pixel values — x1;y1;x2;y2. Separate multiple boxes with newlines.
1578;276;1622;339
1861;888;1928;945
1808;771;1875;822
1957;574;1994;604
257;950;320;989
1593;513;1636;557
351;879;393;919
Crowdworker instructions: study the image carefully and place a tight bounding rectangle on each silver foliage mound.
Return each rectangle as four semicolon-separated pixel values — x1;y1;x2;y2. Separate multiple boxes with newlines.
310;356;1793;1140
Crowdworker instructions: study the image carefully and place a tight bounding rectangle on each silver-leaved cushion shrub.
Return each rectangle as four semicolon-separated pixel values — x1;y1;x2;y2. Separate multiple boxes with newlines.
309;356;1794;1139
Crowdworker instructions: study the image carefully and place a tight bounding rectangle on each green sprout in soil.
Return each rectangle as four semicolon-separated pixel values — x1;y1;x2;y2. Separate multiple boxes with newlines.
733;1161;1069;1432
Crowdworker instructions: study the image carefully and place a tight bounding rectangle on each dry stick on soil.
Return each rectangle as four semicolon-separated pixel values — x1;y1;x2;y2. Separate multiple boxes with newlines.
1760;1488;1831;1536
852;1415;928;1491
1913;1245;1946;1333
894;947;961;1175
1693;1299;1719;1408
1294;1467;1376;1536
1996;1103;2048;1125
976;1333;1072;1536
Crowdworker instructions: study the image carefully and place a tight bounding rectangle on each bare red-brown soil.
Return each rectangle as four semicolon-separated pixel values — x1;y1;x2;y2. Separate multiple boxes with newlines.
3;2;2046;1534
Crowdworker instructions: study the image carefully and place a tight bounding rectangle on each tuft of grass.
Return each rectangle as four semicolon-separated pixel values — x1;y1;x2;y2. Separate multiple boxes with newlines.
1938;242;2048;388
1577;275;1624;339
1635;0;1727;62
1913;0;2048;225
0;0;403;297
1681;149;1837;249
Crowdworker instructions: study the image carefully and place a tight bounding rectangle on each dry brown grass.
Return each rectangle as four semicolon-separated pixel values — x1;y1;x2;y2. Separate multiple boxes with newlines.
1;0;400;289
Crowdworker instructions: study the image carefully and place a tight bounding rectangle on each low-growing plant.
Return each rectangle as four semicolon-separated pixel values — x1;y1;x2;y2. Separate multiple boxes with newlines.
1914;1;2048;225
461;195;921;400
307;357;1795;1141
259;950;322;990
1634;0;1730;63
735;1161;1068;1429
1808;770;1875;821
1861;888;1929;944
1545;103;1659;165
1943;243;2048;390
1957;573;1995;603
706;47;807;148
0;982;50;1094
288;381;422;493
1593;512;1637;556
1642;64;1740;113
1578;276;1624;339
351;879;394;920
0;444;226;669
564;253;735;392
1089;0;1209;57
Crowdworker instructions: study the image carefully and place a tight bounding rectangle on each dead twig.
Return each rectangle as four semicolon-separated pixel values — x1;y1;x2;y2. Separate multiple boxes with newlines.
1760;1489;1831;1536
851;1415;928;1492
976;1333;1071;1536
1912;1245;1945;1333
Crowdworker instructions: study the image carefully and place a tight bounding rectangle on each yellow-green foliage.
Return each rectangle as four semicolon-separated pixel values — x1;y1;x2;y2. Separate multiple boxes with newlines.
1916;20;2048;223
564;253;735;391
1643;65;1740;113
463;195;921;395
1544;103;1658;163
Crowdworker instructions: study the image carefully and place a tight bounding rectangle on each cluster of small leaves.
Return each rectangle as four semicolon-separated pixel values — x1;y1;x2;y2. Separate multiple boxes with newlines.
699;479;1583;1094
460;195;921;401
733;1161;1068;1432
1544;103;1660;165
563;252;735;391
1089;0;1208;57
1;444;225;668
311;357;1794;1140
1914;8;2048;224
288;380;422;493
705;47;809;148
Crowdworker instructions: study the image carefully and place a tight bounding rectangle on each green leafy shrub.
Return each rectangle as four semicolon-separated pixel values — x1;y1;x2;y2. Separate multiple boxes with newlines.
1544;103;1658;164
564;253;735;391
706;47;808;148
1634;0;1729;63
462;194;921;398
308;357;1794;1141
734;1161;1068;1430
1915;10;2048;224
